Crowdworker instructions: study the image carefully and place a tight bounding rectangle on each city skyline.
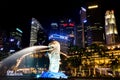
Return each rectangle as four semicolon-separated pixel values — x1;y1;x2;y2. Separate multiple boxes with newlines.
0;0;120;47
1;1;120;78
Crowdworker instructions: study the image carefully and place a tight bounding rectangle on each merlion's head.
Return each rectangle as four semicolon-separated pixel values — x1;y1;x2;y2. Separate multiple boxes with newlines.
48;41;60;51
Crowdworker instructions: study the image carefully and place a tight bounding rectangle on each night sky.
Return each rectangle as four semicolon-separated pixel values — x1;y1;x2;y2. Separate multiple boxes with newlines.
0;0;119;30
0;0;120;47
0;0;82;30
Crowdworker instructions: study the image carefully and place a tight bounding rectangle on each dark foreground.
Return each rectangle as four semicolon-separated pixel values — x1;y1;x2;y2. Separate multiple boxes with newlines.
0;76;120;80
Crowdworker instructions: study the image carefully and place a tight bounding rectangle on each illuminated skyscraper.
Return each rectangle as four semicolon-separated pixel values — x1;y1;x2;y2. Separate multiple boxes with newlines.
60;19;75;45
75;25;83;47
105;10;118;44
49;19;75;53
50;22;59;35
80;5;104;47
30;18;43;46
80;7;86;48
0;31;7;51
9;28;23;53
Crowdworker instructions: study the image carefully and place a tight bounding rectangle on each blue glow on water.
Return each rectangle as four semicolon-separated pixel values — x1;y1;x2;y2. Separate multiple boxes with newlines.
40;71;68;79
36;74;41;78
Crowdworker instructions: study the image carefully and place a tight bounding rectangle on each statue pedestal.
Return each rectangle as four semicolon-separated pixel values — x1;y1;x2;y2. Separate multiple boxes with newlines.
40;71;68;79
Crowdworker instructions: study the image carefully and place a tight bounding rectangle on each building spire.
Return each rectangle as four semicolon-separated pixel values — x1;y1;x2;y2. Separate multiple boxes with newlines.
105;10;119;45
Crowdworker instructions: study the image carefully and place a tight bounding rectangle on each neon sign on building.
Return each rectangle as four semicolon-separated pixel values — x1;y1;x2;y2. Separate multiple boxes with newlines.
61;23;75;27
49;34;68;40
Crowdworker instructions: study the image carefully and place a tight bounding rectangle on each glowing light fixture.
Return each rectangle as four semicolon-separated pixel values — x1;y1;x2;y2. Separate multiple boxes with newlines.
0;48;3;51
51;23;58;26
62;23;68;27
88;5;98;9
16;28;23;33
81;7;86;12
10;38;15;42
10;49;15;53
69;23;75;27
83;20;87;23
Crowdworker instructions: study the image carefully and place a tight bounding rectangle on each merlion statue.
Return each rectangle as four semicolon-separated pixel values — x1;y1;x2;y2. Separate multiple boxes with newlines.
40;40;68;79
47;40;61;73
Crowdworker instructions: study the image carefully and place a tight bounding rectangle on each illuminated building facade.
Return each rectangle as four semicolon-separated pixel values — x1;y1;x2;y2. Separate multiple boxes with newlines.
86;24;104;45
75;25;83;47
36;29;48;45
0;31;8;56
0;28;23;55
81;1;105;46
59;19;75;47
30;18;43;46
9;28;23;53
49;19;75;53
105;10;119;45
50;22;59;35
80;7;87;48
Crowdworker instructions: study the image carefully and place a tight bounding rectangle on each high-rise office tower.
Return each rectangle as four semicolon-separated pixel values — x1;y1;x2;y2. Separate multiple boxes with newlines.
81;0;105;46
0;31;7;51
49;19;75;53
9;28;23;53
105;10;119;45
36;28;48;45
60;19;75;46
30;18;43;46
50;22;59;35
75;25;83;47
80;7;86;48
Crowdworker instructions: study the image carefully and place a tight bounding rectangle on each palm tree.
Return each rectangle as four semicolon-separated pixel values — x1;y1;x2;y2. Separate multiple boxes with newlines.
110;58;119;76
66;56;81;77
